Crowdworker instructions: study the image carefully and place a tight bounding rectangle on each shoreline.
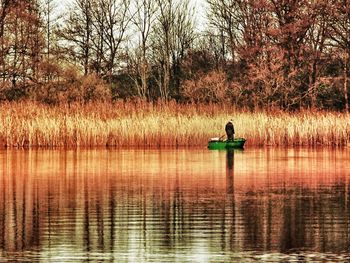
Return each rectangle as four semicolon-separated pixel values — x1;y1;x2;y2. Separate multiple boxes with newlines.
0;101;349;148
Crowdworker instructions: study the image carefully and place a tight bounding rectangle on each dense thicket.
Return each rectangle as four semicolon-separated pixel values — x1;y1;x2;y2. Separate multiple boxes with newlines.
0;0;349;111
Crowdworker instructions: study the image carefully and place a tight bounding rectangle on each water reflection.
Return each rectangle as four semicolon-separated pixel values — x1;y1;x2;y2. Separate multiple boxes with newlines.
0;148;349;262
226;149;234;195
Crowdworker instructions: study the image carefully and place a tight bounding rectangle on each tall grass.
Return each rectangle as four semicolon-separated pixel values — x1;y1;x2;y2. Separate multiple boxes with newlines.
0;101;349;147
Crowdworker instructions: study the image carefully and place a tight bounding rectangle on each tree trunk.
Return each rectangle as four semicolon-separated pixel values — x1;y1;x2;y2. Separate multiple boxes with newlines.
0;0;9;82
140;40;148;99
344;53;349;113
47;0;50;61
308;60;317;109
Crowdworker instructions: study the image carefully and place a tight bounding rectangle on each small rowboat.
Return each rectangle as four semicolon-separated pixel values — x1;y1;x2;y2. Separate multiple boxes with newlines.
208;138;246;150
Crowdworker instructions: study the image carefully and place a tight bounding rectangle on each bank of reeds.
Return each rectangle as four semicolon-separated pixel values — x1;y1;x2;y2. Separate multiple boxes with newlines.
0;101;349;148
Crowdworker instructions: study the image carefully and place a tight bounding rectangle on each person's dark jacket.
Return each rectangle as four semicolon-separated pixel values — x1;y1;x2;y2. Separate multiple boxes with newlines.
225;121;235;140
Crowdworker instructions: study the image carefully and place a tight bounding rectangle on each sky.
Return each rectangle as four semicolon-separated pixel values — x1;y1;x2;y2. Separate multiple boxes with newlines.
54;0;208;31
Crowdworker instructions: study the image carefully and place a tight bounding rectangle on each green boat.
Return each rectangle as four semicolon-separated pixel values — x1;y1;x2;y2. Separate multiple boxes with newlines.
208;138;246;150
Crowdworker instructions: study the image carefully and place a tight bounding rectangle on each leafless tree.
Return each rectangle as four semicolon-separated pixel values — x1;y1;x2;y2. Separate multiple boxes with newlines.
171;0;195;96
58;0;93;75
90;0;106;74
0;0;10;81
206;0;241;65
129;0;157;99
59;0;132;79
0;0;10;40
328;0;350;112
42;0;56;60
95;0;132;80
0;0;43;90
152;0;174;100
152;0;195;100
304;1;329;108
269;0;316;72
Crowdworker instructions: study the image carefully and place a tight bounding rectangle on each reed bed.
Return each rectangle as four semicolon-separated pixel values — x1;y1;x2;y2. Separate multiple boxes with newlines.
0;101;349;148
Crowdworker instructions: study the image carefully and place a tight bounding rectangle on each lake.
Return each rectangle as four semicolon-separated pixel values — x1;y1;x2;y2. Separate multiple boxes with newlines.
0;148;349;262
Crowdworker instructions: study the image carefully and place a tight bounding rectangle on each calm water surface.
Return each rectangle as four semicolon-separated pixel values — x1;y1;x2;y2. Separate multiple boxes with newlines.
0;148;349;262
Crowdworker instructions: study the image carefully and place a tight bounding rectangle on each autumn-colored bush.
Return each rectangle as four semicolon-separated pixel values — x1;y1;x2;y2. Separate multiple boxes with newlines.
182;70;230;103
65;73;111;103
33;69;111;104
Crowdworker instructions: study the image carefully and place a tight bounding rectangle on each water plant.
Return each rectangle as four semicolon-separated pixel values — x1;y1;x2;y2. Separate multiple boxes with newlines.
0;101;348;148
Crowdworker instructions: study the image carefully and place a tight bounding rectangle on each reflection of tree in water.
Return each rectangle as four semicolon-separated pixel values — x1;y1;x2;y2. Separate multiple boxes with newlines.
279;182;350;253
0;149;350;259
240;196;264;249
237;182;350;253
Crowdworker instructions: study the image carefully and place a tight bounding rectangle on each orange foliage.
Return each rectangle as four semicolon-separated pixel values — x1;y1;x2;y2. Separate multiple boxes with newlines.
181;70;229;103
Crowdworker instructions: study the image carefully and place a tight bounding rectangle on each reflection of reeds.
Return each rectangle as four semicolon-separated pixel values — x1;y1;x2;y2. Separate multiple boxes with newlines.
0;101;349;147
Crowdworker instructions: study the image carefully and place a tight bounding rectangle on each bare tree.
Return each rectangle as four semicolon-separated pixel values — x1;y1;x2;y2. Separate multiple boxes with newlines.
206;0;241;65
90;0;106;74
0;0;10;81
152;0;174;100
58;0;93;75
0;0;43;90
42;0;56;60
96;0;132;80
130;0;156;99
58;0;132;80
152;0;195;100
269;0;315;72
304;1;329;108
198;29;228;70
39;0;63;83
171;0;195;96
0;0;10;41
206;0;272;73
328;0;350;112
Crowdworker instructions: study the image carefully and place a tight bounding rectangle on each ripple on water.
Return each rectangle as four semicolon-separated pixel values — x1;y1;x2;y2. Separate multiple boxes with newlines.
0;148;349;262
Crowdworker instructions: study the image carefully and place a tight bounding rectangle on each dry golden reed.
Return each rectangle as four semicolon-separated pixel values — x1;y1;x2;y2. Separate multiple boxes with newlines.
0;101;349;148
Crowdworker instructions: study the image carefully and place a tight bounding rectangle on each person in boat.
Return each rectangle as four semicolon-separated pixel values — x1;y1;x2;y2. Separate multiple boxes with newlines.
225;120;235;141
